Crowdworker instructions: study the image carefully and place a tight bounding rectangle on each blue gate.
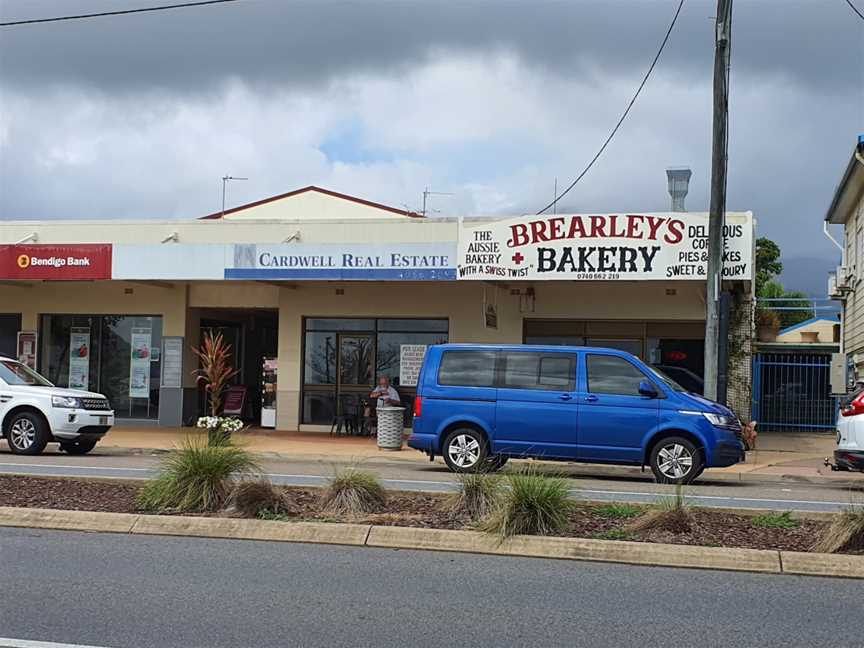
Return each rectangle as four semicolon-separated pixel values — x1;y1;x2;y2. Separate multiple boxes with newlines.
752;351;838;432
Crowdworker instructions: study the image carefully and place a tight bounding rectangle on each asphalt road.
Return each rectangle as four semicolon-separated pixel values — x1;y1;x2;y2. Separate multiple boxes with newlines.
1;449;863;513
0;527;861;648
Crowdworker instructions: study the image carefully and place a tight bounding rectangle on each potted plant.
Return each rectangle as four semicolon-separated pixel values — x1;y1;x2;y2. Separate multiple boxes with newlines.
756;309;781;342
193;330;241;446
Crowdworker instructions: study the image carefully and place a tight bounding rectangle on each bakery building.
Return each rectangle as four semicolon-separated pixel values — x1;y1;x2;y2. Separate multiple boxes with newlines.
0;186;756;430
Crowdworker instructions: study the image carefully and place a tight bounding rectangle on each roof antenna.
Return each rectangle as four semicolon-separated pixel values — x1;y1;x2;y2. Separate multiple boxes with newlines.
421;186;454;217
221;175;248;218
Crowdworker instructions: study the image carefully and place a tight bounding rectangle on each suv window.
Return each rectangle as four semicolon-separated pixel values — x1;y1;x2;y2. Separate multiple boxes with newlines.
438;351;496;387
501;352;575;390
0;359;52;387
587;354;651;396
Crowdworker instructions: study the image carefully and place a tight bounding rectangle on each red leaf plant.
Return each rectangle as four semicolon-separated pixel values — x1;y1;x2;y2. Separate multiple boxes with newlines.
193;330;240;417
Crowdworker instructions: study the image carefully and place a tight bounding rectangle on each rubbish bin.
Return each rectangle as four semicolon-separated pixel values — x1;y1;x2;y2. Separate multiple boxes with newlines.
376;407;406;450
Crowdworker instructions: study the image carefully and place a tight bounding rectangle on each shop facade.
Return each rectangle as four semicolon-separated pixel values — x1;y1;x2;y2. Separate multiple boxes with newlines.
0;186;756;429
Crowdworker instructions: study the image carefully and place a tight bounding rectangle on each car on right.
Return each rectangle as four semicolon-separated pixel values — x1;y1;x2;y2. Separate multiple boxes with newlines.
829;387;864;472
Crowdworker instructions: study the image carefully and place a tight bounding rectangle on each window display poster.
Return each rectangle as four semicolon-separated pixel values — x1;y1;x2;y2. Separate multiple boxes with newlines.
68;327;91;389
16;331;37;369
129;327;152;398
399;345;427;387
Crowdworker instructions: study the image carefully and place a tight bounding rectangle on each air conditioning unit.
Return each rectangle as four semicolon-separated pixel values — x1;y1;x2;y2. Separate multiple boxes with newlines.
829;273;840;299
835;266;853;291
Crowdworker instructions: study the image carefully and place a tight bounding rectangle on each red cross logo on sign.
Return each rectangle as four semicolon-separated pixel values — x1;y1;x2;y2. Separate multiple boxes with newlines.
512;252;524;265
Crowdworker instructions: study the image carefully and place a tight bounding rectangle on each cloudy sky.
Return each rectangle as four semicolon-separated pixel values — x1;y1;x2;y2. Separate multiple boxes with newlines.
0;0;862;293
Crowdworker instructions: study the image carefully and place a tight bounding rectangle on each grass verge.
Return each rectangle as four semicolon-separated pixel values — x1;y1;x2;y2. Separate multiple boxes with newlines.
320;467;386;516
137;438;259;513
480;465;575;539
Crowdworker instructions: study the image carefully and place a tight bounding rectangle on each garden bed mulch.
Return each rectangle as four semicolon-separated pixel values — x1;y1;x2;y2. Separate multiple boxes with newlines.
0;475;831;553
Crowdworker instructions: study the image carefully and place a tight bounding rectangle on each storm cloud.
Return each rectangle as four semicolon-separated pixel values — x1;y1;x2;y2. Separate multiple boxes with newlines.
0;0;862;293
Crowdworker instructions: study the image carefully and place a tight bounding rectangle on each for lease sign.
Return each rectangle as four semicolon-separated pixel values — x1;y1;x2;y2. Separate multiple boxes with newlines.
0;245;112;280
458;212;753;281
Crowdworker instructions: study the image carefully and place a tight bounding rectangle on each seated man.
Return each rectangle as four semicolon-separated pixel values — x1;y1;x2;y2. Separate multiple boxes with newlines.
370;375;400;409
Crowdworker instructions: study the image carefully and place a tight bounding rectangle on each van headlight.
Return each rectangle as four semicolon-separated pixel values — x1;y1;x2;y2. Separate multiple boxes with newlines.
702;412;739;431
52;396;82;409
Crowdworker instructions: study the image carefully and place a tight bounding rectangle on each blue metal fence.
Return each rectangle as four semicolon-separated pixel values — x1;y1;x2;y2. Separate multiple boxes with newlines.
752;351;838;432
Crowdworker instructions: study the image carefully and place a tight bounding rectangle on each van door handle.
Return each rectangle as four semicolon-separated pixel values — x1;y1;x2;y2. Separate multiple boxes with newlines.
559;394;573;401
585;395;598;403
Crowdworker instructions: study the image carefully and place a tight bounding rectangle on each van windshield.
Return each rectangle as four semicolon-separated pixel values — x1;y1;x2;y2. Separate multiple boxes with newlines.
0;360;53;387
645;365;686;392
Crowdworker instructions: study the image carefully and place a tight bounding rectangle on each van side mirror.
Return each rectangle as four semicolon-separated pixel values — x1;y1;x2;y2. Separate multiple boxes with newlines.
638;381;658;398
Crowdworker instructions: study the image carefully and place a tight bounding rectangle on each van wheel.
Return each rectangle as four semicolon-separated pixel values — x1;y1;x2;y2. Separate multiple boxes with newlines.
6;411;49;456
60;438;99;455
649;436;703;484
442;428;488;473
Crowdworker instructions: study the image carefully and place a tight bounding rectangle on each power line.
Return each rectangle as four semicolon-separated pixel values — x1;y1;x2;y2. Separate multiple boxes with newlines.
0;0;240;27
845;0;864;21
536;0;686;215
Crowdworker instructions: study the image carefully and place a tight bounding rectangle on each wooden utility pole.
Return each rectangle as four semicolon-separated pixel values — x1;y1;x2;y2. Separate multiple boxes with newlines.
704;0;733;401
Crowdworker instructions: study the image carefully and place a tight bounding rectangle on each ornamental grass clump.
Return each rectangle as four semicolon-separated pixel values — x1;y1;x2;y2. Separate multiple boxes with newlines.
812;505;864;554
137;438;260;513
627;484;693;534
448;471;502;522
320;467;386;516
480;465;575;539
224;480;293;518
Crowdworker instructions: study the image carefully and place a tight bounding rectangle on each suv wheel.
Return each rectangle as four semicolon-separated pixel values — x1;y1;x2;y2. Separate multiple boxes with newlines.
6;411;49;456
60;438;99;455
649;436;703;484
442;428;488;473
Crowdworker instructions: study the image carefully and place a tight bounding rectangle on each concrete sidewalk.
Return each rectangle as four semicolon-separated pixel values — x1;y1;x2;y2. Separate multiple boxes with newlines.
102;425;860;482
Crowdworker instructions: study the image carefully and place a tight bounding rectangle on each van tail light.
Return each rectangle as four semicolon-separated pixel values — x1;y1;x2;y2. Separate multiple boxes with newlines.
842;392;864;417
413;395;423;418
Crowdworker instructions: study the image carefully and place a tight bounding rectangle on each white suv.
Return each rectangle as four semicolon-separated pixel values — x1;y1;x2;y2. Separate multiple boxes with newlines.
0;356;114;455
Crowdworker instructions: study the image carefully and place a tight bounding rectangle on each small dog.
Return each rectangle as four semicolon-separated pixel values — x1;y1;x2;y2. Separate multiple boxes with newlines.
741;421;758;450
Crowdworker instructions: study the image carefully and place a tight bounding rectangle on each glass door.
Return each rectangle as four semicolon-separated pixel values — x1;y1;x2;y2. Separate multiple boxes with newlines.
337;334;374;418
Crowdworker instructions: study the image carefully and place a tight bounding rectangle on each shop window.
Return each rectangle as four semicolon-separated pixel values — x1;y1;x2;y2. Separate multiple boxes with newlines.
0;314;21;358
300;318;448;425
40;314;163;419
586;338;643;358
303;332;338;385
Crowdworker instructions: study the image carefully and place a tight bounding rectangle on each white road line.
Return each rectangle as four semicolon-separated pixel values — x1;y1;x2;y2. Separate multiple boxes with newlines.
0;462;151;472
575;488;854;508
0;638;113;648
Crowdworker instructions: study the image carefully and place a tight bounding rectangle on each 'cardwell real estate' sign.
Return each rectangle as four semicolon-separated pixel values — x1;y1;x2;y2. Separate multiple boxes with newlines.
458;212;753;281
0;244;112;280
226;243;456;280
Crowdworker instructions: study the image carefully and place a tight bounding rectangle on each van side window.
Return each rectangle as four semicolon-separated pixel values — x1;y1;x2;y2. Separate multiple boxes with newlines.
501;352;575;390
587;354;651;396
438;351;496;387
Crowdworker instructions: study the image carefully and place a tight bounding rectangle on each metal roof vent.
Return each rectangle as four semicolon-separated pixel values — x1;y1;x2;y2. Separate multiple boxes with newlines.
666;167;692;212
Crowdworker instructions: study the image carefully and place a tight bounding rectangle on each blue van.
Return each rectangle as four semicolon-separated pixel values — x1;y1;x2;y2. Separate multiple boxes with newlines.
407;344;745;483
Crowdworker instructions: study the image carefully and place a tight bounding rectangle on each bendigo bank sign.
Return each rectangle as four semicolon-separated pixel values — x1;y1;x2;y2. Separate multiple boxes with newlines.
458;212;753;281
0;244;113;280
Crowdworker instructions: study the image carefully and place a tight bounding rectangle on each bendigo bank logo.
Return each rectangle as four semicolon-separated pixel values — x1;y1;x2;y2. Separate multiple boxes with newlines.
16;254;30;269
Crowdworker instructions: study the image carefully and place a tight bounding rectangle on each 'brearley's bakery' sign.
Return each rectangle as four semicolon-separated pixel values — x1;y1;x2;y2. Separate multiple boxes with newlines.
457;212;753;281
